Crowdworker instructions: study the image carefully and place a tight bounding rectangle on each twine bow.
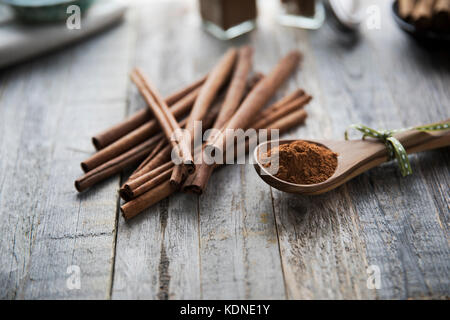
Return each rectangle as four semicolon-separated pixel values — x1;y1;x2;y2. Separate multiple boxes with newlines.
345;121;450;177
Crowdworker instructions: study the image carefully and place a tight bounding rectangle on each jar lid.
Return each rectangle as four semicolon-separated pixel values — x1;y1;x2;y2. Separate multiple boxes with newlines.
326;0;362;31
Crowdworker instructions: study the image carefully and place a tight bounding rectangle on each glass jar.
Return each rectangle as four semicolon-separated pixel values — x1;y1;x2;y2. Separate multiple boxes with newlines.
199;0;257;40
278;0;325;29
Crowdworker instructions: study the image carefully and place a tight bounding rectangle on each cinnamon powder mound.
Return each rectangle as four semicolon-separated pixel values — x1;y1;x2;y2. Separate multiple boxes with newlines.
264;140;338;184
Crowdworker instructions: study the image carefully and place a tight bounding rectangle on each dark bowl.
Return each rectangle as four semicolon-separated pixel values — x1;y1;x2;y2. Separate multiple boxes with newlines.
0;0;95;23
391;1;450;43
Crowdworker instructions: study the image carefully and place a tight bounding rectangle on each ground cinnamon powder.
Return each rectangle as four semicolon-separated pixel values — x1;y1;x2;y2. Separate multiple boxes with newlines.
264;140;338;184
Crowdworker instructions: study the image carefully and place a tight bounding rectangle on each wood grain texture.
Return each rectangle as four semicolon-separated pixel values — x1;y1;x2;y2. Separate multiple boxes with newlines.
284;0;449;299
354;1;450;299
198;164;286;299
268;16;375;299
266;0;448;299
0;14;132;299
195;12;289;299
0;0;448;300
112;1;286;299
112;1;204;299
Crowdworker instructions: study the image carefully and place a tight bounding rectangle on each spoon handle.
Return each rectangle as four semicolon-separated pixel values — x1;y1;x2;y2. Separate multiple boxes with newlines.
395;126;450;155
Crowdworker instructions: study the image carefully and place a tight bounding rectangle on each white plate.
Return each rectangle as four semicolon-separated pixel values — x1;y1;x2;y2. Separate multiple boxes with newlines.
0;0;127;69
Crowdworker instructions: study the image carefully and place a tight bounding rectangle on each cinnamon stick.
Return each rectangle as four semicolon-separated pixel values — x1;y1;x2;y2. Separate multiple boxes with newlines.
212;46;254;130
171;48;238;186
267;108;307;131
260;88;305;116
129;144;172;181
121;108;308;220
185;48;238;134
247;72;265;89
169;166;189;189
81;86;200;172
121;72;264;201
75;117;187;192
165;75;207;106
184;91;311;195
433;0;450;30
75;133;163;192
398;0;416;20
188;89;305;194
181;163;212;195
172;46;253;188
182;110;308;195
251;94;311;129
120;162;174;201
133;138;166;173
122;180;176;219
124;89;309;205
411;0;436;29
129;168;173;200
127;94;225;183
92;75;206;150
208;51;302;155
131;69;194;173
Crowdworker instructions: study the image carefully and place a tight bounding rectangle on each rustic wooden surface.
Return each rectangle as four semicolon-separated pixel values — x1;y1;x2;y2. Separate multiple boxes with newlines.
0;0;448;300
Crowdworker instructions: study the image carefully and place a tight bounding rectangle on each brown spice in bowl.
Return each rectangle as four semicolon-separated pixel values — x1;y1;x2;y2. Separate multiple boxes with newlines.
263;140;338;184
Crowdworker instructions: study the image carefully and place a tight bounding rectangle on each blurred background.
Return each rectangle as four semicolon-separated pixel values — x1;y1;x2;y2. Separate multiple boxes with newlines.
0;0;448;70
0;0;449;300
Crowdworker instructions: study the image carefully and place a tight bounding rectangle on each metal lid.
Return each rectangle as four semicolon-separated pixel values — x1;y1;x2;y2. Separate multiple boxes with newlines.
326;0;363;31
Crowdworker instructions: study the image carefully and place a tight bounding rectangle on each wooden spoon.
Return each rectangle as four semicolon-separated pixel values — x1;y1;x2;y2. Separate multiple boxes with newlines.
253;128;450;195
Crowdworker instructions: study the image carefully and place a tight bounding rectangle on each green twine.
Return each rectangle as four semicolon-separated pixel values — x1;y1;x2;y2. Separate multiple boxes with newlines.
345;121;450;177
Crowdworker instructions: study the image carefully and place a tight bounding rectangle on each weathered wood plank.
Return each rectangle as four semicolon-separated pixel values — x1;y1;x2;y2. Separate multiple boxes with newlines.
112;0;288;299
277;0;449;300
366;1;449;233
195;7;290;300
1;0;448;300
0;17;132;299
268;16;376;299
354;1;450;299
112;1;205;299
198;163;286;300
113;0;448;300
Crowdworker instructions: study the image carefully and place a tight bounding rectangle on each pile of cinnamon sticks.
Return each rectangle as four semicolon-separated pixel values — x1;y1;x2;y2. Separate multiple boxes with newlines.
398;0;450;31
75;47;313;220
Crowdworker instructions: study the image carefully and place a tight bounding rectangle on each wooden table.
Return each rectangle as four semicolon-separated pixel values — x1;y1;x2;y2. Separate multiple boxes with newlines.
0;0;448;300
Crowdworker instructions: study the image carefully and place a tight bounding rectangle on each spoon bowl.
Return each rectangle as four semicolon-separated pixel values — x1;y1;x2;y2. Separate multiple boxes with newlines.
254;128;450;195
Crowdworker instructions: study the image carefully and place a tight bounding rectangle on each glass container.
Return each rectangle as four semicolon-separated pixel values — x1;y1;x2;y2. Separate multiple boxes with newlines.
278;0;325;30
199;0;257;40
